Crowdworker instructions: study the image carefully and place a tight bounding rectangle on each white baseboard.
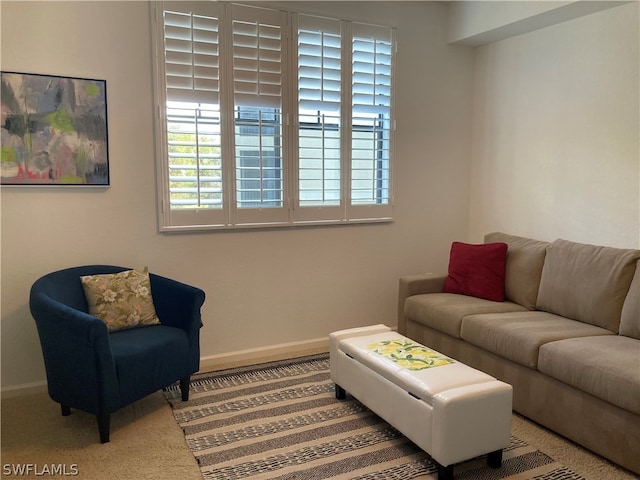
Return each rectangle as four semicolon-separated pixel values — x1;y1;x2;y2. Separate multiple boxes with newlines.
1;380;48;400
198;337;330;373
1;338;330;398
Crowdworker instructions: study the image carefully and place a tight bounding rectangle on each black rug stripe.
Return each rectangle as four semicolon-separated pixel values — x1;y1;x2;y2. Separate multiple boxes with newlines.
165;356;330;396
185;398;370;444
201;426;411;478
189;355;330;382
173;382;334;423
267;444;434;480
456;451;555;480
197;413;391;466
532;466;587;480
182;395;364;435
168;371;331;409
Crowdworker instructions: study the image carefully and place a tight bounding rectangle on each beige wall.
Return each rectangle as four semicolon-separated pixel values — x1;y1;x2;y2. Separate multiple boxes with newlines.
0;1;474;390
468;2;640;247
3;1;638;393
446;1;627;45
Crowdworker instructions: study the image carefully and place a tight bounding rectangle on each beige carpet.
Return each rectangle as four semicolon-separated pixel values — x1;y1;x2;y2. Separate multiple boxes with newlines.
1;356;636;480
1;390;201;480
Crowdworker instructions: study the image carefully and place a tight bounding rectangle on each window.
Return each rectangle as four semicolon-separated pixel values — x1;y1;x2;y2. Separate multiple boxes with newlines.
296;15;342;214
152;2;396;230
235;106;282;209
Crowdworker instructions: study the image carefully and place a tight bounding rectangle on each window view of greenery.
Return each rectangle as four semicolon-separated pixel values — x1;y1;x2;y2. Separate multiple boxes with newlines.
166;102;222;209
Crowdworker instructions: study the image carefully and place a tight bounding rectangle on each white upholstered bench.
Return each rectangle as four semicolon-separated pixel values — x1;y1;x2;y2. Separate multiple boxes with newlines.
330;324;512;480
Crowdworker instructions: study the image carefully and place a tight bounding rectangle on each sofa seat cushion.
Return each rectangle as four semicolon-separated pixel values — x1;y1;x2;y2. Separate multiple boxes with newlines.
538;336;640;415
110;325;190;408
460;312;614;369
405;293;528;339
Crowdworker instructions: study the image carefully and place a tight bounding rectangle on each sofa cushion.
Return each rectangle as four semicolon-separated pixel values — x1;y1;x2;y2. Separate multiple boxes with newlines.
110;324;190;408
620;260;640;340
536;239;640;332
405;293;528;339
460;311;614;369
81;268;161;332
443;241;508;302
484;232;548;310
538;336;640;415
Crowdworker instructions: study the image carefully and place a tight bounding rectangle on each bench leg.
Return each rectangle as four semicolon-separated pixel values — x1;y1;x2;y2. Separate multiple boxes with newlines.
487;449;502;468
335;384;346;400
437;463;454;480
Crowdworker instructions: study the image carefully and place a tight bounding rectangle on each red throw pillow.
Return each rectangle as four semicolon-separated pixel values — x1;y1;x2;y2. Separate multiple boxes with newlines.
443;241;508;302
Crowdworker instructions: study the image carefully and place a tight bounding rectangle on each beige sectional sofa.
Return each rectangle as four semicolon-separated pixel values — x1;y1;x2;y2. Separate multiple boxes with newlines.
397;232;640;474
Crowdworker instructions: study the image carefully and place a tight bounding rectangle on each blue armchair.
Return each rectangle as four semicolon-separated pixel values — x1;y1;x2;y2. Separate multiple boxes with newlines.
29;265;205;443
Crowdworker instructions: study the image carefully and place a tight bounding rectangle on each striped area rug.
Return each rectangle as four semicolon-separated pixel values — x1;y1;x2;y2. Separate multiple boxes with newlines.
164;355;585;480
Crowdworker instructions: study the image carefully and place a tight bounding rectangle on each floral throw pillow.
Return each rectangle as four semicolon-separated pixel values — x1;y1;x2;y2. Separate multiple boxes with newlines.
81;268;161;332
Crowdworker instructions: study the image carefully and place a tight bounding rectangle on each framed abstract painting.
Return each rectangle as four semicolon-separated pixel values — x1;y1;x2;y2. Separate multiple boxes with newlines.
1;71;109;186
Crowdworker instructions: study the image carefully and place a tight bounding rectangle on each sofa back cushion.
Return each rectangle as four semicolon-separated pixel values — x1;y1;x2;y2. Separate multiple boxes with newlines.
620;260;640;339
484;232;548;310
536;239;640;332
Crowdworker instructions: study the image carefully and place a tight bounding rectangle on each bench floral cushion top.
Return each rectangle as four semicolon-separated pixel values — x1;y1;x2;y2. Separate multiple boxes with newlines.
367;338;455;370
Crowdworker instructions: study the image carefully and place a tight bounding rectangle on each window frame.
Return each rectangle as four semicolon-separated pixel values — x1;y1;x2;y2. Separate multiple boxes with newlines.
151;1;396;232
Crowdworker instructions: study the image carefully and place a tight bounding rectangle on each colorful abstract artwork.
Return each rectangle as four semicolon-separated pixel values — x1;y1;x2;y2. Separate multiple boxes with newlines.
1;71;109;186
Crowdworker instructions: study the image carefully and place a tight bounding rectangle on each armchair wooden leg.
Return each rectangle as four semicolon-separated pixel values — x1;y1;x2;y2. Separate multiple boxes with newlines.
61;405;71;416
179;376;190;401
97;414;110;443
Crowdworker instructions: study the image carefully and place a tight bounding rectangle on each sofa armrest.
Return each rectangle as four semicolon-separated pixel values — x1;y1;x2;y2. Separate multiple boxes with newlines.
397;274;446;334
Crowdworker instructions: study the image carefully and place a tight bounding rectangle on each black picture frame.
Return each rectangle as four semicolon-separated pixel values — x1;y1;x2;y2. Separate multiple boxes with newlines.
1;71;109;186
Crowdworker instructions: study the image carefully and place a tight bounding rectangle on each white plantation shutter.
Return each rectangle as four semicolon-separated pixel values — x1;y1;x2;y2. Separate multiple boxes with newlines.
163;4;220;104
232;5;283;108
351;24;392;118
230;5;289;225
297;15;342;113
159;2;226;228
152;2;394;230
295;15;343;221
349;22;394;220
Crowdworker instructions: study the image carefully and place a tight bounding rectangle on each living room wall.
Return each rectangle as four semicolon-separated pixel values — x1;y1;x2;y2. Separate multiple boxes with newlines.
0;2;475;391
4;1;637;394
467;2;640;248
